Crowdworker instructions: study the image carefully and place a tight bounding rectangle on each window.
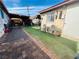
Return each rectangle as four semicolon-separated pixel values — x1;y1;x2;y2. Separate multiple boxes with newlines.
59;11;62;19
55;11;58;19
0;9;2;18
47;13;51;21
0;9;4;19
51;13;54;21
47;12;54;21
1;10;4;19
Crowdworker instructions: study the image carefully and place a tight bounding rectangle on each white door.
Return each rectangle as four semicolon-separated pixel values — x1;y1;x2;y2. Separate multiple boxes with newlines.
62;3;79;39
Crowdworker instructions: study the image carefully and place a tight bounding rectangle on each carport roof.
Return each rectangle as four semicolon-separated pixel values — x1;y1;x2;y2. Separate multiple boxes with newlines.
0;0;9;16
9;13;29;19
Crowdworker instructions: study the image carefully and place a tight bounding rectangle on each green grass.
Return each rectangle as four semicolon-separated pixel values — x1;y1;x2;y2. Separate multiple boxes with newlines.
24;27;77;59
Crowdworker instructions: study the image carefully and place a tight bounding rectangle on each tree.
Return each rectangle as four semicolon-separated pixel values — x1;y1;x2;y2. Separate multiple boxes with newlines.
36;15;41;26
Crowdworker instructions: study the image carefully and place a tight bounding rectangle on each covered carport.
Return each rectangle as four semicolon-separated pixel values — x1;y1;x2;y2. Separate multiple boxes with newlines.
9;13;31;27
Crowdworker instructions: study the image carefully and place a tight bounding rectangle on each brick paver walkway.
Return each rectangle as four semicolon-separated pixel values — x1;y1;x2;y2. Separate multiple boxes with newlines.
0;28;50;59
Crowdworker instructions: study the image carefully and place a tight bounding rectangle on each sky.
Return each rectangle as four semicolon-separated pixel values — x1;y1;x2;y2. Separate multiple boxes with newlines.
3;0;64;16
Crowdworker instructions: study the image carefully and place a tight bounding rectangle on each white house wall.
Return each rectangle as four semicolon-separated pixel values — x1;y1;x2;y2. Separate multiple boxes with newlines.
0;9;9;38
41;14;47;31
62;2;79;40
0;18;4;37
45;12;54;27
41;11;55;32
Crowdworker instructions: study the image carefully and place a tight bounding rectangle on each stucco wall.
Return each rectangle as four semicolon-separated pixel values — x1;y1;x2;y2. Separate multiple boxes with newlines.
41;6;66;34
41;14;47;31
41;12;54;33
54;7;67;31
62;2;79;40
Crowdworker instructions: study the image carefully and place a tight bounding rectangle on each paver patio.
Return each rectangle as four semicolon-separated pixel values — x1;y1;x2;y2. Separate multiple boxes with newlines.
0;27;50;59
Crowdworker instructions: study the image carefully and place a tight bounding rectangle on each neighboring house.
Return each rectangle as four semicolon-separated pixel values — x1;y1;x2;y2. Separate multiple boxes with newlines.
0;0;10;37
40;0;79;40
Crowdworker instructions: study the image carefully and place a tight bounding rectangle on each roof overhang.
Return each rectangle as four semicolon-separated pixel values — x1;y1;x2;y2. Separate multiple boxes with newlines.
40;0;78;14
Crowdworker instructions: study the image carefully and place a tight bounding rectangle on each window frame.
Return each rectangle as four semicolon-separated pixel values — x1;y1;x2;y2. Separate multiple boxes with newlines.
55;11;58;19
47;12;54;22
59;11;63;19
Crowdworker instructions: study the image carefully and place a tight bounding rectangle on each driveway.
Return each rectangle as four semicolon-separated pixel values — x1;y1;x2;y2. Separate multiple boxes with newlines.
0;28;50;59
